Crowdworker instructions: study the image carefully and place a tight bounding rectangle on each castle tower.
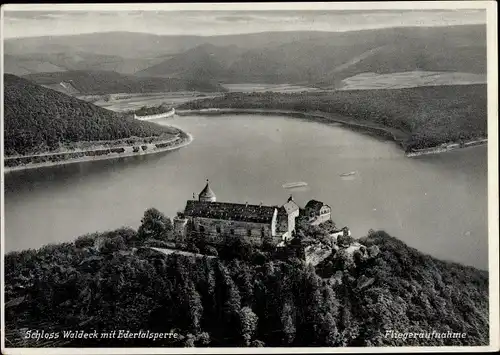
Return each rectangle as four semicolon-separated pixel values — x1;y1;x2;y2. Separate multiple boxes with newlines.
199;179;216;202
173;216;188;241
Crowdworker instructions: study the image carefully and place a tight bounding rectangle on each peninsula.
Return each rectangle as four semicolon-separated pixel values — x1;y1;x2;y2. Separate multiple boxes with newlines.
3;74;192;171
176;84;487;155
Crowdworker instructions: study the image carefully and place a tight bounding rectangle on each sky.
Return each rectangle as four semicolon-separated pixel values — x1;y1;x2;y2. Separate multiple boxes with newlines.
2;7;487;39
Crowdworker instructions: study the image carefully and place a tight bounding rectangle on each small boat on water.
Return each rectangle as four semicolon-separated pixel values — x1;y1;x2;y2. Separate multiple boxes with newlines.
340;171;356;177
282;181;308;189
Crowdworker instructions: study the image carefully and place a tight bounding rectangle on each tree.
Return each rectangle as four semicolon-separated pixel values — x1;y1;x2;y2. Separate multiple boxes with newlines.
214;262;243;343
239;306;258;346
100;235;126;254
180;280;203;333
4;224;490;347
280;300;296;345
74;233;97;249
205;246;219;257
138;208;172;241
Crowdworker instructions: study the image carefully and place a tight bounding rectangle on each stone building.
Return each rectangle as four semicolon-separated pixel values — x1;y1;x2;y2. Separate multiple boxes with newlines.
198;180;217;202
305;199;332;225
175;180;300;246
173;180;336;248
277;196;300;242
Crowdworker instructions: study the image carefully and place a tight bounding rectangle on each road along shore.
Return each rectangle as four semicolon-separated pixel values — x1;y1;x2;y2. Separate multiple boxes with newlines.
4;131;193;173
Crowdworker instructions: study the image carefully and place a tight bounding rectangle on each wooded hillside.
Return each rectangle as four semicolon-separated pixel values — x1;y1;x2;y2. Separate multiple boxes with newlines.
3;208;489;347
178;85;487;151
4;74;176;156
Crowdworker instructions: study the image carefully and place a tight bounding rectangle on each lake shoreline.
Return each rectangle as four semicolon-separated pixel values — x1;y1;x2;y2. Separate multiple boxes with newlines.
405;138;488;157
175;108;487;156
4;131;193;174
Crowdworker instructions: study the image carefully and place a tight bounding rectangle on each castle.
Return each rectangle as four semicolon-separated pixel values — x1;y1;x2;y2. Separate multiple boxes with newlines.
173;180;332;247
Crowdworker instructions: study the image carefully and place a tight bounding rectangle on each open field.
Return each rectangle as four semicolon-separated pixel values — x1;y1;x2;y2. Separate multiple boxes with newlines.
223;83;323;93
339;71;486;90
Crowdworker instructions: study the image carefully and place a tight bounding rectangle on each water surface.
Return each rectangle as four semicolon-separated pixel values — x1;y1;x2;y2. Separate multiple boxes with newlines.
4;114;488;269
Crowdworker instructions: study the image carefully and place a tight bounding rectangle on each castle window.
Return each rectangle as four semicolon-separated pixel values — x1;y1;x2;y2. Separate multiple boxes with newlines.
261;227;265;238
247;229;252;237
216;226;221;234
230;229;235;235
199;226;205;234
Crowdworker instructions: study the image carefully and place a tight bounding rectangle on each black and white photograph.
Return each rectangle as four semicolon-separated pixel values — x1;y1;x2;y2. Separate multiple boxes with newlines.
1;2;498;353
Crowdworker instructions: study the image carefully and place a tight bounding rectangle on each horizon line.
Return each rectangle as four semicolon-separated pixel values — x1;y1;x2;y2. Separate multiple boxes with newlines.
1;2;493;12
2;22;487;40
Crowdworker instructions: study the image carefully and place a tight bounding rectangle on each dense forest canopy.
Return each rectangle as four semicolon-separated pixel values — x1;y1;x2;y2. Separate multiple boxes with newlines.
131;104;174;117
4;208;489;348
177;85;487;151
3;74;176;156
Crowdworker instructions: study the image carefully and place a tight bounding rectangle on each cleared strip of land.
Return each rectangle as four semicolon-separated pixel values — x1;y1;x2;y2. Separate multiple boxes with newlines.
4;131;193;173
339;71;486;91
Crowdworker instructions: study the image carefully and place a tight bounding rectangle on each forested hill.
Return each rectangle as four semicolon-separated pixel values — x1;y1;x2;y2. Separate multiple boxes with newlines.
23;70;225;95
3;74;175;156
178;86;487;151
3;209;489;347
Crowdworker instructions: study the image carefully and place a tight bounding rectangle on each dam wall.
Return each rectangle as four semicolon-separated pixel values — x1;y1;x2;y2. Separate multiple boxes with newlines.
134;108;176;121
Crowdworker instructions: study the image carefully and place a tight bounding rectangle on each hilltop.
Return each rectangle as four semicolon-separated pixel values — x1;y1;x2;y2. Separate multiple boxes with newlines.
3;31;337;77
4;51;166;76
3;208;489;347
3;31;349;58
136;44;244;81
23;70;226;95
222;25;485;87
4;54;67;76
3;74;178;156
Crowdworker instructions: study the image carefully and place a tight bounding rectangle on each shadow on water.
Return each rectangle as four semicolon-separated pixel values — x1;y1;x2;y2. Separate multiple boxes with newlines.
4;149;182;194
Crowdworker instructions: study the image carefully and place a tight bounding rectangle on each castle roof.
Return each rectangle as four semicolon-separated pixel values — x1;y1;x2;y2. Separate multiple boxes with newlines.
305;199;327;211
184;200;277;224
199;180;216;200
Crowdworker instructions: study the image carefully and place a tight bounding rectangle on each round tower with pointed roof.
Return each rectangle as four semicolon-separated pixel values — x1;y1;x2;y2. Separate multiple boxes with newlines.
199;179;216;202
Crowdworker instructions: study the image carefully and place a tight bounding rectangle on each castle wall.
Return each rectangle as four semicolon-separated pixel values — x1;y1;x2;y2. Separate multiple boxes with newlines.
307;205;331;225
191;217;281;246
134;108;175;121
277;214;289;233
172;216;188;242
310;213;331;225
287;209;300;238
304;243;333;266
277;210;299;241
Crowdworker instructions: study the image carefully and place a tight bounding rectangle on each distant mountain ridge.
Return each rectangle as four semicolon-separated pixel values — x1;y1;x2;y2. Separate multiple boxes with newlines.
4;25;486;88
4;54;67;76
3;30;347;58
136;44;244;81
135;25;486;87
23;70;226;95
4;51;167;76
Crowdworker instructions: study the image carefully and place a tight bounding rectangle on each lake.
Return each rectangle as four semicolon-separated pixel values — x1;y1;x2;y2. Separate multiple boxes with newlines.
4;114;488;269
